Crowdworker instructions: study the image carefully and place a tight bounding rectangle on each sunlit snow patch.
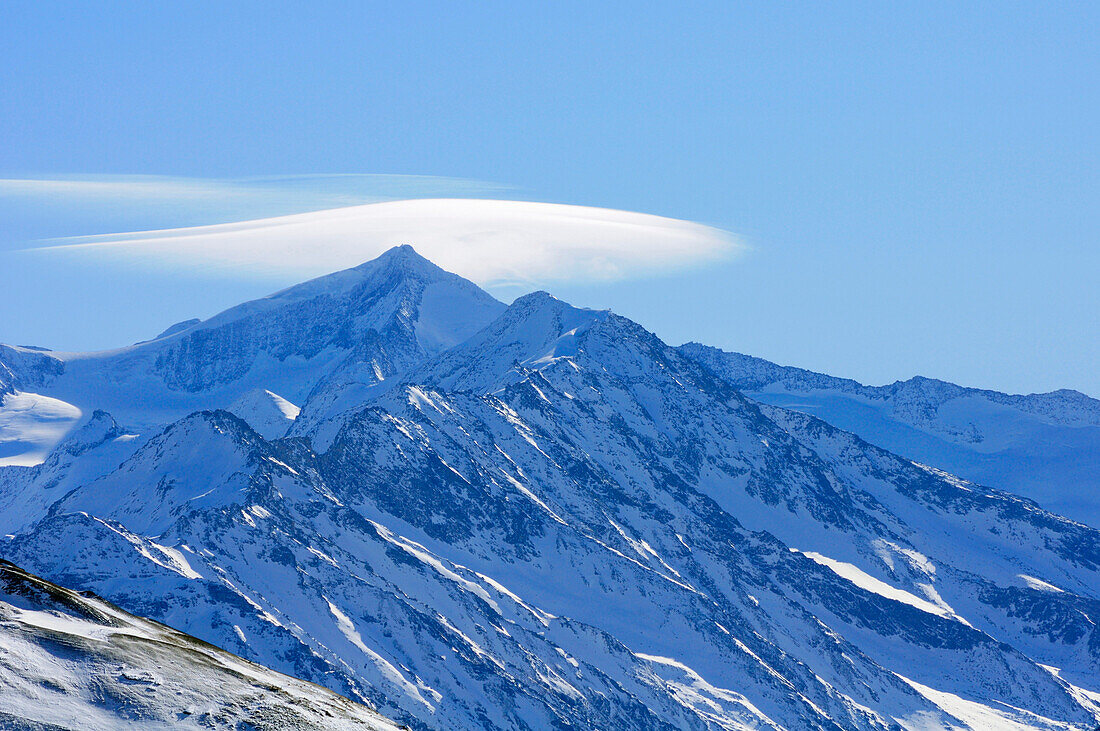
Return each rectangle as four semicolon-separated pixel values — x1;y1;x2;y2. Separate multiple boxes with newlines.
1019;574;1066;593
227;388;300;440
635;653;784;730
0;391;82;466
895;673;1077;731
325;598;439;711
797;550;968;624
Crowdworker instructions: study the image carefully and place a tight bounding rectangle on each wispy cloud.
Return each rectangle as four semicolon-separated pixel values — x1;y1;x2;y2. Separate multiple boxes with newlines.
31;198;741;286
0;174;511;238
0;173;510;201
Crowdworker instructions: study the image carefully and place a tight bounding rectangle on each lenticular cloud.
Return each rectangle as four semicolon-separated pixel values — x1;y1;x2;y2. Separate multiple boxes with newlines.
33;198;740;285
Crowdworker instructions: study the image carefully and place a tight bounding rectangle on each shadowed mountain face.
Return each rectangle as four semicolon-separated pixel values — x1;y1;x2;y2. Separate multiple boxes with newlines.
1;247;1099;730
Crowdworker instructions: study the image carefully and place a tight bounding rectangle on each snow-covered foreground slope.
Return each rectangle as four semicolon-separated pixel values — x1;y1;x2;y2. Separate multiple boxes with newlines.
2;248;1099;730
680;344;1100;527
0;559;400;730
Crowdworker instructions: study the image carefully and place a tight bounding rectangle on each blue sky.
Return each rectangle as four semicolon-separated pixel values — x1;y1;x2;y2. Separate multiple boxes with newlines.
1;2;1097;396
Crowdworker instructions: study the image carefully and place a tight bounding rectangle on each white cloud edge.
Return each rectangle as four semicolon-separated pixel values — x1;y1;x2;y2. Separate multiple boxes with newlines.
28;197;742;287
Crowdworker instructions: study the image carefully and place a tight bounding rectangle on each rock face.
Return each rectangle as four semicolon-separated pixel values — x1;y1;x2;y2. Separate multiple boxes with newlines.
679;343;1100;526
0;345;65;397
1;247;1099;730
0;559;401;730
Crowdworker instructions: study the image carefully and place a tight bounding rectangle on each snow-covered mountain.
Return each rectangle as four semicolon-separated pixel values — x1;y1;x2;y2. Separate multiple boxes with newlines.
679;344;1100;527
0;559;400;730
0;244;504;464
1;246;1099;730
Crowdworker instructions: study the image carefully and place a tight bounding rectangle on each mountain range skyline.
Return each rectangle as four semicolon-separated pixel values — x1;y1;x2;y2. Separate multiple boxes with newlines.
5;234;1095;400
6;244;1098;523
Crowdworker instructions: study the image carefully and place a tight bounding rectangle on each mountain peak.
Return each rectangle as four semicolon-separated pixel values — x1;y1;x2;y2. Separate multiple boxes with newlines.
352;244;439;277
409;290;611;392
512;289;555;303
147;248;503;394
507;290;607;321
252;245;447;311
62;410;124;453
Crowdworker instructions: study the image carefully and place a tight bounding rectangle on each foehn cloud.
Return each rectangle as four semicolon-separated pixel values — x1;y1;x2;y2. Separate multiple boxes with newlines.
32;198;741;286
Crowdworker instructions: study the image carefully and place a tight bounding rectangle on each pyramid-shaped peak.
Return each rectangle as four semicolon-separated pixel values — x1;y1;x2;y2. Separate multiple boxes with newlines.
350;244;446;278
123;242;506;395
508;290;606;317
363;243;426;264
194;245;496;330
265;244;493;309
511;290;558;306
376;243;422;260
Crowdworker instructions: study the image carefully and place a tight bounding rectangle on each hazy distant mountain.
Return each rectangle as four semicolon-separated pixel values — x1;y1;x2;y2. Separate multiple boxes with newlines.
680;343;1100;527
1;247;1098;730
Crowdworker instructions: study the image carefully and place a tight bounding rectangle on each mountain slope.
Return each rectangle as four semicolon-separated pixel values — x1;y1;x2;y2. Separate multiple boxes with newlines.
0;559;401;730
0;409;139;534
227;388;301;440
3;285;1098;729
680;343;1100;526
